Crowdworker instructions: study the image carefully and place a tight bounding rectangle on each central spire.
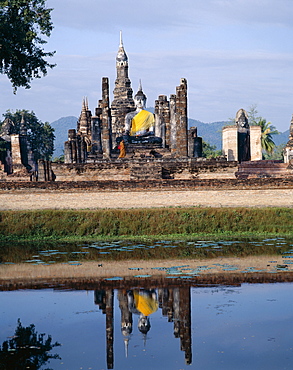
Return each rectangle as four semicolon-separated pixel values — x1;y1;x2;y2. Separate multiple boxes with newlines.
116;30;127;65
111;32;135;137
119;30;123;47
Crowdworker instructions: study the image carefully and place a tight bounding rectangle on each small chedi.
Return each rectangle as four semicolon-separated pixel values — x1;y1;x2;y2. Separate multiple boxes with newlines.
222;109;262;162
0;115;36;181
283;115;293;164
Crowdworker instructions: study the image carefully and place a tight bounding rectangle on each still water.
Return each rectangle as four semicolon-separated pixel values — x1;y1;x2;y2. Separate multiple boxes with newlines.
1;281;293;370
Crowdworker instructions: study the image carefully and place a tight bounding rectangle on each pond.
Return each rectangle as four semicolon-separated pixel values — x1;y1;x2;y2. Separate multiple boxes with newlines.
1;237;293;369
1;281;293;370
1;237;293;267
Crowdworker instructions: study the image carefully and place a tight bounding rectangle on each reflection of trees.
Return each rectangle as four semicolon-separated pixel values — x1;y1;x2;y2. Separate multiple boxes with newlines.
0;319;61;370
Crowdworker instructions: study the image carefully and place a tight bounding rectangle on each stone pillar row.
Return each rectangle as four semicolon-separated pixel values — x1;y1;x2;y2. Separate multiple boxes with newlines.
64;78;194;163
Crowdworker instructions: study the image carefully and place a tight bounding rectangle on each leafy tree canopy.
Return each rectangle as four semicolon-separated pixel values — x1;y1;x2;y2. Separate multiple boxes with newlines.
0;0;55;92
1;109;55;161
0;319;60;370
247;104;280;155
263;143;285;160
202;140;222;159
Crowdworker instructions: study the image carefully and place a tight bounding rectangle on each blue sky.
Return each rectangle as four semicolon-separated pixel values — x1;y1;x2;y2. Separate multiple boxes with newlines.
1;0;293;132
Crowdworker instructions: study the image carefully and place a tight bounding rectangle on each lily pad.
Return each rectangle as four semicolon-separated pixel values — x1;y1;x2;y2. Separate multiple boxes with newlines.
134;274;151;278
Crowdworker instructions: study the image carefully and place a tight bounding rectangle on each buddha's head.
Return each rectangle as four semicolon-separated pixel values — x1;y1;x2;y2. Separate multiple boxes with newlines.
121;322;132;336
134;82;147;110
138;315;150;334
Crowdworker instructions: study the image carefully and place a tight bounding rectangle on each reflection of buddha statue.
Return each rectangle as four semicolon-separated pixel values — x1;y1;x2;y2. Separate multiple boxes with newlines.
127;289;158;336
116;83;162;145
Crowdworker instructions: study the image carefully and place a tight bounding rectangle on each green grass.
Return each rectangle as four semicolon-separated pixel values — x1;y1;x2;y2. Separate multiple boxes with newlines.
0;207;293;242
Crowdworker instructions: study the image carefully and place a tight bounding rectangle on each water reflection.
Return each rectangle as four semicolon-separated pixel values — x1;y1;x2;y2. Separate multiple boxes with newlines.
0;319;60;370
95;286;191;368
2;280;293;369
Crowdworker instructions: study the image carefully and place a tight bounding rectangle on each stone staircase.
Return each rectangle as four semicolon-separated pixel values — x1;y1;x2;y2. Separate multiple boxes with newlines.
130;162;162;180
235;160;293;179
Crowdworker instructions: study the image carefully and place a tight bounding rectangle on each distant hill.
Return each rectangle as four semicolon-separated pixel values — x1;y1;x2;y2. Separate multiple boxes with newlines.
50;116;77;157
189;119;230;149
50;114;289;157
274;129;289;147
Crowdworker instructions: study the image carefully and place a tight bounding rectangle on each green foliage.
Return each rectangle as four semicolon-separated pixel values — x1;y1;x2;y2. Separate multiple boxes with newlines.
256;118;279;155
247;104;261;125
263;143;285;160
0;319;60;370
247;104;279;155
0;0;55;91
0;109;55;160
1;208;293;241
52;154;64;163
202;140;222;158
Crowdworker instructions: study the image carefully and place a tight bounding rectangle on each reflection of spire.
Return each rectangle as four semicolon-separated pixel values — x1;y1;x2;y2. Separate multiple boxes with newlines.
143;333;147;347
124;337;129;358
105;289;114;369
118;289;133;359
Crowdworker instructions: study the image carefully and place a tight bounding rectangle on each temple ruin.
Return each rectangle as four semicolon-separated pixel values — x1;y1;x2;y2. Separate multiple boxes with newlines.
63;32;203;166
2;33;293;181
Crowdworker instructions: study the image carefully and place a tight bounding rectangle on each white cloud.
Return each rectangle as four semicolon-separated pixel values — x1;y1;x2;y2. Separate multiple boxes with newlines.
47;0;293;31
2;0;293;134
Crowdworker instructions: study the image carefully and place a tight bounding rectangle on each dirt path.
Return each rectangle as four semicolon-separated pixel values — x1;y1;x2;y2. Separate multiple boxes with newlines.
0;188;293;210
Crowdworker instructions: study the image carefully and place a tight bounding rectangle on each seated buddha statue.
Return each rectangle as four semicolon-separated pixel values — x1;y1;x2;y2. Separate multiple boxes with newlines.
117;83;162;145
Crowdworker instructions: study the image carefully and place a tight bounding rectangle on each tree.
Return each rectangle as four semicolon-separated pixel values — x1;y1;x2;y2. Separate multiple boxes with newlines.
0;0;55;92
247;104;261;126
52;154;64;163
256;118;279;155
1;109;55;161
247;105;279;155
202;140;222;159
263;143;285;160
0;319;60;370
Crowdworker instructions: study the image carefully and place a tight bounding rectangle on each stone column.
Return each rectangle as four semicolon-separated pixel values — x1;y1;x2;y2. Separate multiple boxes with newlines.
37;160;54;181
250;125;262;161
154;99;160;138
101;77;112;159
10;134;22;166
222;126;238;161
170;94;177;153
188;127;202;157
91;112;102;155
155;95;170;148
64;129;78;164
175;78;188;157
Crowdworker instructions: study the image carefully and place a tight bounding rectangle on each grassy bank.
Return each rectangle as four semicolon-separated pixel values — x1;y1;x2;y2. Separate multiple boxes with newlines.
0;207;293;242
